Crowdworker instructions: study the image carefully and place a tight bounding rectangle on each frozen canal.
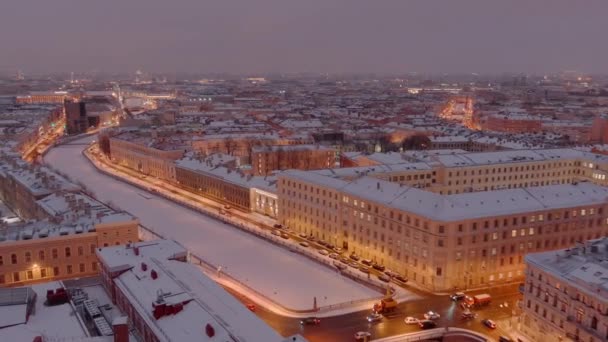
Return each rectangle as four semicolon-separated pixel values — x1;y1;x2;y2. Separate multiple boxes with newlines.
44;138;380;310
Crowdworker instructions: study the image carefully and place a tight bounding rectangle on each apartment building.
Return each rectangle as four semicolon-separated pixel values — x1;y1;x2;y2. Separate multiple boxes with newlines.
336;149;608;195
191;134;313;158
15;91;68;104
0;156;80;219
175;154;278;215
251;144;334;176
522;238;608;342
0;192;138;287
278;168;608;292
109;133;188;181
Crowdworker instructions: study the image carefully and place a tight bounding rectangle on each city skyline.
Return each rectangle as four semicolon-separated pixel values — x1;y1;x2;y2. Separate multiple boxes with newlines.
1;0;608;74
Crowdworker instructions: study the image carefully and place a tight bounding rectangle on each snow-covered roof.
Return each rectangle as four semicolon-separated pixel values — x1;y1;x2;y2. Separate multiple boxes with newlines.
283;170;608;221
37;192;135;226
0;282;102;342
97;240;297;342
526;237;608;302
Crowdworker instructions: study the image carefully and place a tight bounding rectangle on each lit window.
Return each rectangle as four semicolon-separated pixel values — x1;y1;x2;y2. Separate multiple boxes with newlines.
511;230;517;237
581;209;586;216
529;227;535;235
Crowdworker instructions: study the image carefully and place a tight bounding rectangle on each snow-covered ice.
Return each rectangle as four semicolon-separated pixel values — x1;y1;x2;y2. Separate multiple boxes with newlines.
44;138;380;310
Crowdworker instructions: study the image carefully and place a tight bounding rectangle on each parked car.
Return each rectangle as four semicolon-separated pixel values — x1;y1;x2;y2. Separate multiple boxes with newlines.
384;269;396;277
372;263;386;272
498;336;513;342
349;254;360;261
339;256;350;264
424;311;441;320
354;331;371;340
273;223;283;229
317;240;328;247
404;316;419;324
299;242;310;248
334;247;344;253
326;243;335;250
333;261;347;271
359;266;371;274
366;313;383;323
300;317;321;325
246;303;256;312
271;230;281;236
361;259;373;266
298;233;307;239
481;319;496;329
318;249;329;256
418;320;437;329
393;274;408;283
450;292;466;301
306;235;316;242
329;253;339;259
280;233;289;239
348;261;360;269
378;274;391;283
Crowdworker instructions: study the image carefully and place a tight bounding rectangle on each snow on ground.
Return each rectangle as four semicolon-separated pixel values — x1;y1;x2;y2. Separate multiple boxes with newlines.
44;138;380;310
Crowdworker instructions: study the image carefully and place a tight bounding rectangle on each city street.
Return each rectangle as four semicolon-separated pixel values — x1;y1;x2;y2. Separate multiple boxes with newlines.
227;283;522;342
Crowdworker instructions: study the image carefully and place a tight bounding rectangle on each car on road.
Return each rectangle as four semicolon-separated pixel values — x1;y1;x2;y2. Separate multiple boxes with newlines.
280;233;290;239
404;317;419;324
246;303;256;312
354;331;371;340
339;256;350;264
461;311;475;320
349;254;360;261
326;243;335;250
329;253;339;259
299;242;310;248
298;233;307;238
481;319;496;329
372;263;386;272
361;259;373;266
273;223;283;229
300;317;321;325
418;320;437;329
348;261;360;269
366;313;383;323
271;230;281;236
334;247;344;253
378;274;391;282
424;311;441;320
393;274;408;283
318;249;329;256
450;292;466;301
359;266;371;274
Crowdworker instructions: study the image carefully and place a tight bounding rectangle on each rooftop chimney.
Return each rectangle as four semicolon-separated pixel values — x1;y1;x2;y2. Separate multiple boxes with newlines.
112;316;129;342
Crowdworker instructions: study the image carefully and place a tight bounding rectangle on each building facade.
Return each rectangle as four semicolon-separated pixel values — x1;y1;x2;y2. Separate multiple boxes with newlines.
278;164;608;292
251;145;335;176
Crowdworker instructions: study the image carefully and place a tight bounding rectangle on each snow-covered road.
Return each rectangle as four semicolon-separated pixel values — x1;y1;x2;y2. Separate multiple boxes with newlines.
44;138;380;310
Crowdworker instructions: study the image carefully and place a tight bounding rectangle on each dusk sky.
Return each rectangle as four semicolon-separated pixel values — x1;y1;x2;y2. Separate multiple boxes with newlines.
2;0;607;74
